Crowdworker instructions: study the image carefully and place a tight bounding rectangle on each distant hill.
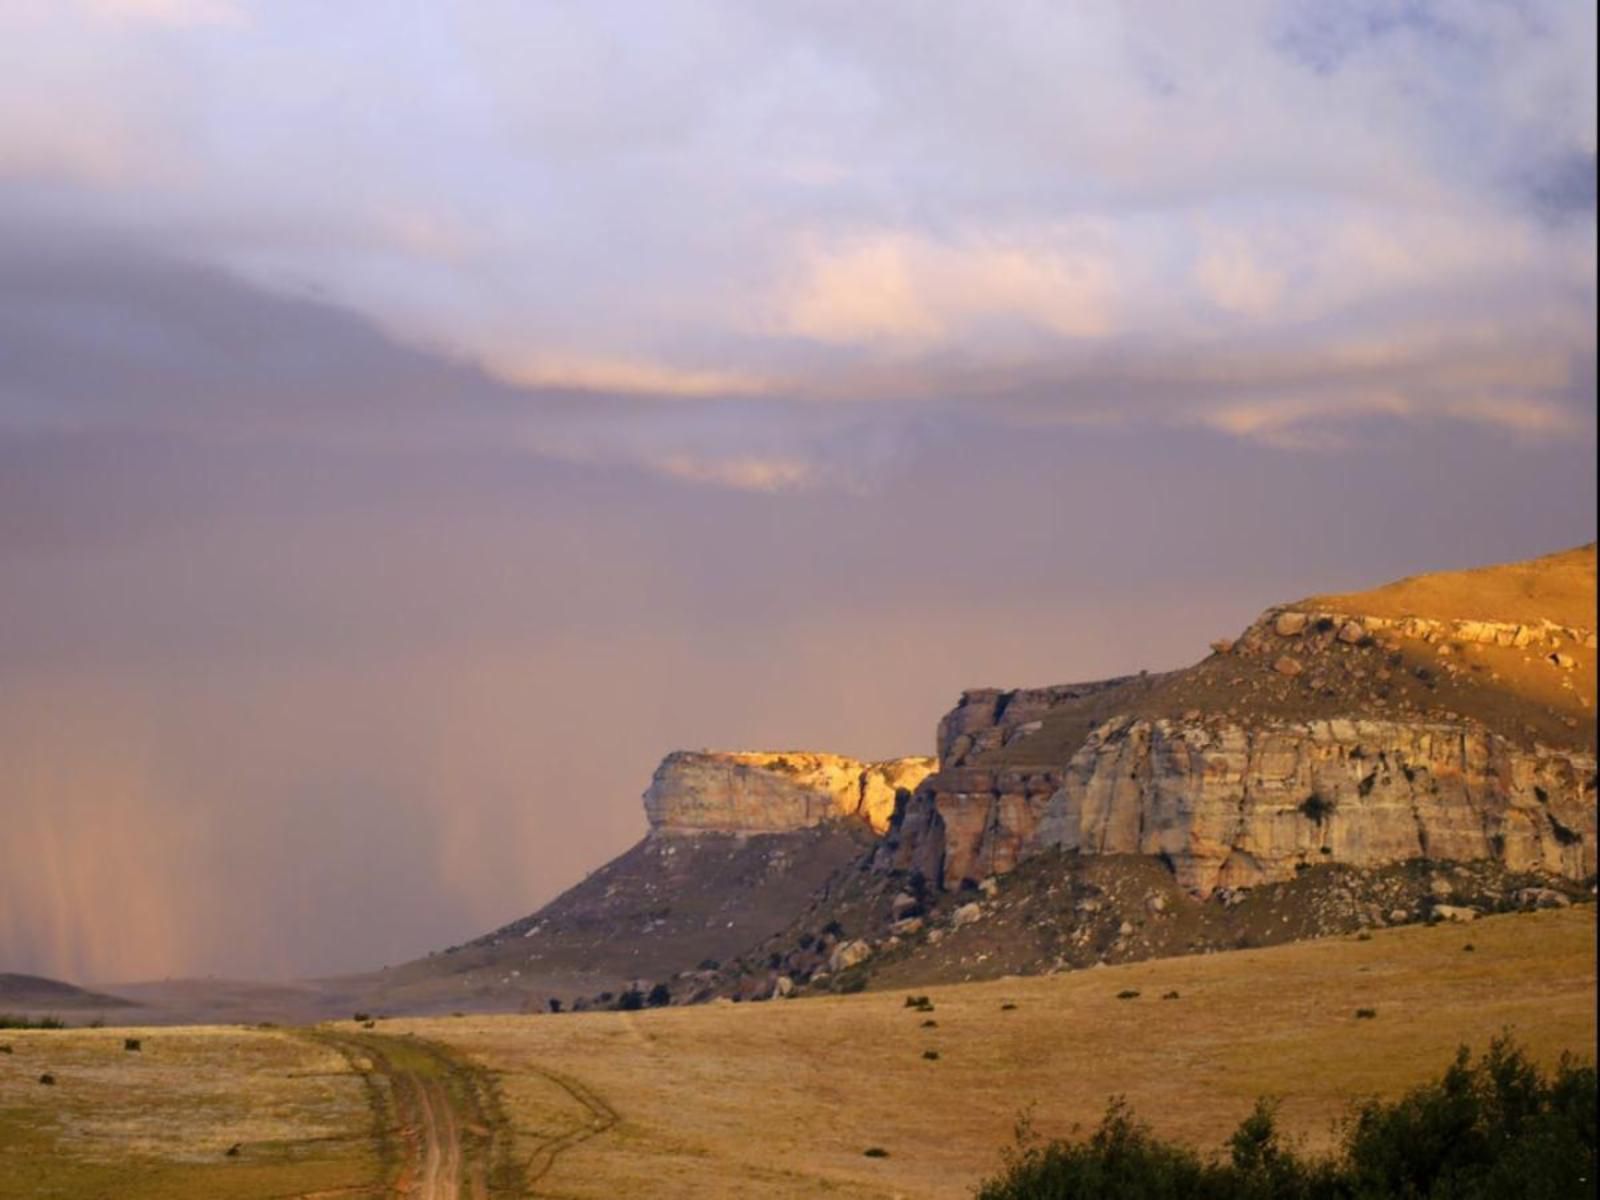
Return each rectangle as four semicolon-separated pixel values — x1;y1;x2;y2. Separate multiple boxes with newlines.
0;973;137;1012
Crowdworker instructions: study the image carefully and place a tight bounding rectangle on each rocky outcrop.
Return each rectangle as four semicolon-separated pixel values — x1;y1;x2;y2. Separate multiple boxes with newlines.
882;717;1596;893
858;757;940;830
644;751;935;836
1241;608;1596;655
936;678;1145;767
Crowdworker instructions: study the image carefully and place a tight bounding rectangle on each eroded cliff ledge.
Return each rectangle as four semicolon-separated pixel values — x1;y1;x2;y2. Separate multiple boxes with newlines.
883;716;1595;893
644;751;935;836
881;545;1598;895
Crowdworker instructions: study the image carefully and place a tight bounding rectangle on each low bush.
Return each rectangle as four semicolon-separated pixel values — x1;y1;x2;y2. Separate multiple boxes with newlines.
975;1036;1595;1200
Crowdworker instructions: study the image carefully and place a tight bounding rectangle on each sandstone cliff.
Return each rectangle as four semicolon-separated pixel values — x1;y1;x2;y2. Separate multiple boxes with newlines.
885;717;1594;892
644;750;935;836
881;545;1597;895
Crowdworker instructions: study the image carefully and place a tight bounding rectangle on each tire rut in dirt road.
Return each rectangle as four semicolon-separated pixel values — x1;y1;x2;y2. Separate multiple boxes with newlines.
310;1030;521;1200
518;1064;620;1188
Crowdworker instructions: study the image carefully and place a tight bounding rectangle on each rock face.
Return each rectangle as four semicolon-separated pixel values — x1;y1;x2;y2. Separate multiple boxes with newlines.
882;716;1596;893
1255;607;1594;653
936;678;1145;767
644;751;935;836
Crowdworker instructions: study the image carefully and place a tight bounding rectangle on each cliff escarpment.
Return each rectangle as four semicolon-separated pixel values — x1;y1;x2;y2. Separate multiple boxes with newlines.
644;750;935;836
884;717;1594;893
402;545;1595;1012
883;545;1598;895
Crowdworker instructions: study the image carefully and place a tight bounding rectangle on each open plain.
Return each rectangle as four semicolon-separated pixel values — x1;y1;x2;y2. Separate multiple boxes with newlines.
0;1025;375;1199
4;905;1591;1199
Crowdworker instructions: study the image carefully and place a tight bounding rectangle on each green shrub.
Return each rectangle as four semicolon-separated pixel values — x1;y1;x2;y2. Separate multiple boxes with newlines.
974;1036;1595;1200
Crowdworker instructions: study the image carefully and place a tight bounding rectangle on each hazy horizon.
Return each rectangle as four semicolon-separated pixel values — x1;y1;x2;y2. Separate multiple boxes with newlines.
1;1;1595;985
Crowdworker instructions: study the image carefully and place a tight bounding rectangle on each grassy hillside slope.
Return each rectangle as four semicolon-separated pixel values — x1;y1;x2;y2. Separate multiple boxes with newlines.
400;905;1596;1199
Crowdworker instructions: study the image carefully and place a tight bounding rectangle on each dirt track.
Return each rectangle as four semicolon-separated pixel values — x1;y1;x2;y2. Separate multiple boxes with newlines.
312;1030;511;1199
310;1026;619;1198
519;1063;619;1186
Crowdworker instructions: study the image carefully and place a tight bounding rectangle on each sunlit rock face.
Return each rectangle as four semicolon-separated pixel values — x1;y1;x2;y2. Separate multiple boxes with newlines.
886;550;1599;896
885;717;1595;892
644;751;935;836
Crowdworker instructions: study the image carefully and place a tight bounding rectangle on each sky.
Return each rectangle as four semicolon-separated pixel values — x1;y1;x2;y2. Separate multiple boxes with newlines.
0;0;1594;983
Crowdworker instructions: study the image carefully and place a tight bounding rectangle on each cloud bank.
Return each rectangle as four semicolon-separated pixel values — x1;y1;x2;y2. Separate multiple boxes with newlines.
0;0;1592;475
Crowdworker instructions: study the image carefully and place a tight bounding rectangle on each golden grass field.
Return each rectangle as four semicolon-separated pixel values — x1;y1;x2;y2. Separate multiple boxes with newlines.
2;905;1594;1199
0;1025;375;1198
407;905;1596;1199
